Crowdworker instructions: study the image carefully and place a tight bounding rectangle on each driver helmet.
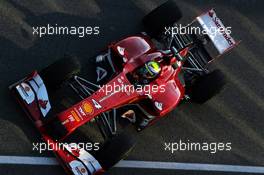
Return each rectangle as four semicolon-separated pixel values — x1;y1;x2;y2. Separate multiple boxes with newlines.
143;61;161;78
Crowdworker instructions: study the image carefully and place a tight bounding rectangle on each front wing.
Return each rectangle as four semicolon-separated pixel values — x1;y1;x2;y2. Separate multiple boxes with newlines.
9;72;104;175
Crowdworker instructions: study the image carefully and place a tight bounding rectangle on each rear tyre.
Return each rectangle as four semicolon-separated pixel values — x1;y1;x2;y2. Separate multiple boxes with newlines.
39;56;80;91
143;0;182;38
95;132;137;170
190;69;226;104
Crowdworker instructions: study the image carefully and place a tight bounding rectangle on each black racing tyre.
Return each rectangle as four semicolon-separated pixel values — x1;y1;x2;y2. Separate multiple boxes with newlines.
190;69;226;104
95;132;137;170
142;0;182;38
39;56;80;91
45;117;68;141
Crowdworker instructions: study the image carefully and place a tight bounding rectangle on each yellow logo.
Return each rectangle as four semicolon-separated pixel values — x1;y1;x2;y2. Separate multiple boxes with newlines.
70;111;80;122
82;102;94;115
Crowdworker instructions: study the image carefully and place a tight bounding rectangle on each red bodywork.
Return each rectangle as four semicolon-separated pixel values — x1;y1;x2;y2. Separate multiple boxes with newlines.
55;35;185;139
10;35;185;174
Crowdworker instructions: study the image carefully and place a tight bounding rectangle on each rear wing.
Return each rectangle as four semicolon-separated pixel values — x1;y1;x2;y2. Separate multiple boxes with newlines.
195;9;239;55
166;8;240;73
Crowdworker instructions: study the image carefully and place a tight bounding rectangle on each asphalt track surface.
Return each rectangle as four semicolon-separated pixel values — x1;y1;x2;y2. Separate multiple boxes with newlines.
0;0;263;174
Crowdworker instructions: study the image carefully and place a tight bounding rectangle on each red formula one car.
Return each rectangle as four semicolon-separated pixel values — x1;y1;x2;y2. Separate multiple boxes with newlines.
10;1;238;175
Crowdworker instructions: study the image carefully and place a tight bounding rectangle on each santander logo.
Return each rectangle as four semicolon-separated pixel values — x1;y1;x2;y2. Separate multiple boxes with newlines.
208;10;234;46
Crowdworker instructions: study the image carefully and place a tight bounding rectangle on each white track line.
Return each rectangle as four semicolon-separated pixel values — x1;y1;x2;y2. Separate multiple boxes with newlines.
1;156;264;174
0;156;58;165
116;161;264;174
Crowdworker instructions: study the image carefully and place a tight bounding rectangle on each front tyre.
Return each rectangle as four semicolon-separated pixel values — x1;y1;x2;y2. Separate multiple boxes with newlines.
39;56;81;91
95;132;137;170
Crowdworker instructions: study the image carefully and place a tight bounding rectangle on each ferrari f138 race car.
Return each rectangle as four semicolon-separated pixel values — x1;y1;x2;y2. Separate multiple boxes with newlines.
10;1;238;174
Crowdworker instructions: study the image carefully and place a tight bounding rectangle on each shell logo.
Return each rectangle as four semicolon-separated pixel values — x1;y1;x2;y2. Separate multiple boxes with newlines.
82;102;94;115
